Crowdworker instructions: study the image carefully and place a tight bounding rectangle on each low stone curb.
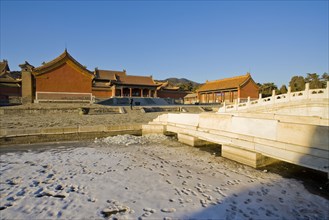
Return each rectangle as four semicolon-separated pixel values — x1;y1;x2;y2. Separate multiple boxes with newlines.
0;124;142;145
0;107;122;115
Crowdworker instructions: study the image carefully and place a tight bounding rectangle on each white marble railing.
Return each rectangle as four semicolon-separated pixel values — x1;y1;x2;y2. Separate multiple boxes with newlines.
218;82;329;113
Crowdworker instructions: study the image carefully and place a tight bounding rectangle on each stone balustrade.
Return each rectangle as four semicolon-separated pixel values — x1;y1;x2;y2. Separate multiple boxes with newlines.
219;82;329;116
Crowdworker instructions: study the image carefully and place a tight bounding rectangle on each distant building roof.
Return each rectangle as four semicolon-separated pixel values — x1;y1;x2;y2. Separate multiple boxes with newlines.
8;71;21;80
155;81;181;91
0;60;10;76
184;93;197;98
162;86;180;91
95;69;126;81
33;49;94;78
0;60;21;83
197;73;255;92
93;68;157;87
116;75;157;86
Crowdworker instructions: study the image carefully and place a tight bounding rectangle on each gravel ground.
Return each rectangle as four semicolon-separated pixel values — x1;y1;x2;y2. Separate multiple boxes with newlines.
0;104;170;130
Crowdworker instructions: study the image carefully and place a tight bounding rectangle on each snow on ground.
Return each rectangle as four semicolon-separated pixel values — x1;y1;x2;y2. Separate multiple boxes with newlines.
0;134;328;219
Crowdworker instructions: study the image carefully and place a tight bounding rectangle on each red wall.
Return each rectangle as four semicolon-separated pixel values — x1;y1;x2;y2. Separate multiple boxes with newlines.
157;90;188;99
240;79;259;99
92;89;112;98
35;63;92;93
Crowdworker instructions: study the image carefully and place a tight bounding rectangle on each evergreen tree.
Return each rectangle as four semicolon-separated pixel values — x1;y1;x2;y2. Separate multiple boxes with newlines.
279;84;288;94
321;73;329;88
259;83;278;97
305;73;322;89
289;76;305;92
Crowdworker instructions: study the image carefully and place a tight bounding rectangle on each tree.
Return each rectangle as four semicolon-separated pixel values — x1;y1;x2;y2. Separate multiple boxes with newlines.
178;82;194;91
289;76;305;92
321;73;329;88
305;73;322;89
259;82;278;97
279;84;288;94
192;84;201;92
185;82;193;91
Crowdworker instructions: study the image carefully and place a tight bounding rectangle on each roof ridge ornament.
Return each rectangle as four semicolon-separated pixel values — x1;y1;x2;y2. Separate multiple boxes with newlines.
65;42;68;53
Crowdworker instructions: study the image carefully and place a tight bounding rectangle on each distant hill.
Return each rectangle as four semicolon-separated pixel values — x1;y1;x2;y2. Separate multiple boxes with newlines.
162;78;200;86
157;77;202;92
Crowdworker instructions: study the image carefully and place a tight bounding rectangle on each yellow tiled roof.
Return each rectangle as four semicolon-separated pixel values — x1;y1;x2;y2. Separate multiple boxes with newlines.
197;73;252;92
0;60;10;76
117;75;157;86
96;69;126;81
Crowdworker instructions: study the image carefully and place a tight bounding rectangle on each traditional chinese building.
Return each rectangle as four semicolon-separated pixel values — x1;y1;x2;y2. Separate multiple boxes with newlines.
197;73;259;104
93;68;159;99
183;93;198;104
24;50;95;103
20;50;160;103
0;60;21;104
156;81;190;104
92;69;126;98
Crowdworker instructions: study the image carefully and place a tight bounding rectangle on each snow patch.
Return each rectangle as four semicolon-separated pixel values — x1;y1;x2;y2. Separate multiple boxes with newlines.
96;134;171;146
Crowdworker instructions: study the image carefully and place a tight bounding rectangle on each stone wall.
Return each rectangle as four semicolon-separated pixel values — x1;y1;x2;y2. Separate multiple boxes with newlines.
0;124;141;145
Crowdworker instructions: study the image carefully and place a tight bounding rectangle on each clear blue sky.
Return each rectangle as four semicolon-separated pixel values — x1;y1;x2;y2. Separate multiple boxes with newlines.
1;1;328;87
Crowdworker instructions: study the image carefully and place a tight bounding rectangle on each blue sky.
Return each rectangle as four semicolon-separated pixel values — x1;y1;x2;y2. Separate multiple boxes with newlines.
1;1;328;87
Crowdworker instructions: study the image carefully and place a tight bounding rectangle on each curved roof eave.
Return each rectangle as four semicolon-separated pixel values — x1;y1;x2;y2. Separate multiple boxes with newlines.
33;50;94;79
